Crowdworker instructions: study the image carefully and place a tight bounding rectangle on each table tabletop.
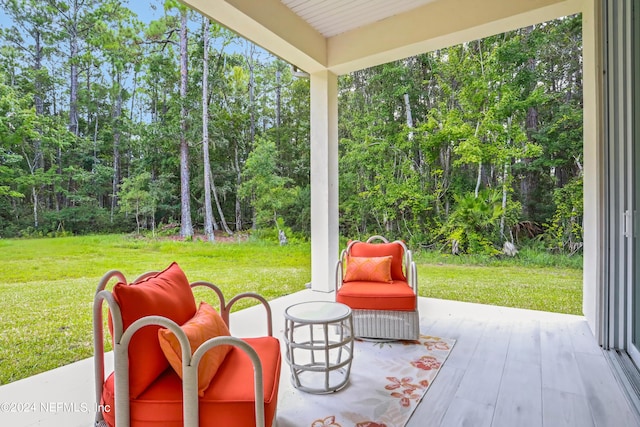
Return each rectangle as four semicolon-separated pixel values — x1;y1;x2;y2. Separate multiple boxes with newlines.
284;301;351;324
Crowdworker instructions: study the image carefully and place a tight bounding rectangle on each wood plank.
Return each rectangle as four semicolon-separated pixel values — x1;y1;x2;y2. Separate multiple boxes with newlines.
566;319;603;356
439;396;494;427
506;319;541;366
492;359;542;427
409;365;465;427
454;320;511;406
574;352;640;426
542;388;595;427
422;317;463;342
444;319;486;370
539;321;585;395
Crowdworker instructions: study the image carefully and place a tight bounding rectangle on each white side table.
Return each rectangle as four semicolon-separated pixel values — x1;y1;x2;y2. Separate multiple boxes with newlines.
283;301;354;394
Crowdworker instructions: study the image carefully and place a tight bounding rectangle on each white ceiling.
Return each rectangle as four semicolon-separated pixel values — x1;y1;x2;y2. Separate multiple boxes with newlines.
280;0;439;37
184;0;580;74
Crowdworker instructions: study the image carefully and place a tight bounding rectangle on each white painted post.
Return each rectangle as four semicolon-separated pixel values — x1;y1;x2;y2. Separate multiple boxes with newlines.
580;0;603;340
310;70;339;293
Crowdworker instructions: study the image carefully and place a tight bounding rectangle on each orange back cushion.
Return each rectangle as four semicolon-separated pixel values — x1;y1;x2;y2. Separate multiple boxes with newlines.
158;302;232;397
343;255;393;283
110;262;197;398
349;241;407;281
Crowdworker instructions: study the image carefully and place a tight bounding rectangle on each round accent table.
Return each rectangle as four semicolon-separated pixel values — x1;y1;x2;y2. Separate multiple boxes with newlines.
283;301;354;394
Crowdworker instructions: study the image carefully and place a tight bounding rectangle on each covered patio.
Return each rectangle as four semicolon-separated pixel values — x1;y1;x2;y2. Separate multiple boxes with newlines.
1;0;637;425
180;0;600;317
1;292;637;426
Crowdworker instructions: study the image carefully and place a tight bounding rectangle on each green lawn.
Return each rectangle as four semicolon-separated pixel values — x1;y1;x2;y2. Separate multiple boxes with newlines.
419;264;581;314
0;235;582;384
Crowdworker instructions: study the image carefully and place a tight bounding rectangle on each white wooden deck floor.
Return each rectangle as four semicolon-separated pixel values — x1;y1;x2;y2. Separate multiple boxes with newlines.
0;290;638;426
408;297;640;427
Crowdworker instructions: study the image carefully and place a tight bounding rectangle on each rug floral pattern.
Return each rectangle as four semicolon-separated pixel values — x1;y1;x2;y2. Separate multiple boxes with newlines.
277;335;455;427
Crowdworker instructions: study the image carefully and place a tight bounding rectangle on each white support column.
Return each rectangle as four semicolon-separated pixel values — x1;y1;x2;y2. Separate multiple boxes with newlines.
310;70;339;293
581;0;604;340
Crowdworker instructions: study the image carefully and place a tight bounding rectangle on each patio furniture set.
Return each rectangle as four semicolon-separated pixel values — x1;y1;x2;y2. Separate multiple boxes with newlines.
92;236;418;427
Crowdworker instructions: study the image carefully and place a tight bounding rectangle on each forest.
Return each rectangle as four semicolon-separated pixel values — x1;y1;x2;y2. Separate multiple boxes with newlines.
0;0;584;255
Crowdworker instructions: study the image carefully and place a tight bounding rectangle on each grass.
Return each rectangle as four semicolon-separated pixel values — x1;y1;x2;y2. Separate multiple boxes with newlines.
0;234;583;384
414;248;584;314
0;234;310;385
418;264;582;314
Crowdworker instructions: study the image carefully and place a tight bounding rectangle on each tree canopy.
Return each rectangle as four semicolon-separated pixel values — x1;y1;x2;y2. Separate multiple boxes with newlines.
0;1;583;254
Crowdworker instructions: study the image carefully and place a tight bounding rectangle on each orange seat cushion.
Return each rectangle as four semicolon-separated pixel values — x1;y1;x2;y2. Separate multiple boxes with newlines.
109;262;197;398
349;241;407;281
343;255;393;283
158;302;232;397
336;280;416;311
102;336;281;427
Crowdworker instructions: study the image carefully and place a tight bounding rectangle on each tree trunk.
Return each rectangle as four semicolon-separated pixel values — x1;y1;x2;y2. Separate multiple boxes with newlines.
500;162;509;238
208;164;233;235
275;66;281;150
404;92;414;141
32;187;38;228
475;163;483;198
248;43;256;145
474;120;482;198
179;9;193;238
111;72;123;222
32;28;44;227
235;143;243;231
68;1;79;137
34;29;44;169
202;18;215;242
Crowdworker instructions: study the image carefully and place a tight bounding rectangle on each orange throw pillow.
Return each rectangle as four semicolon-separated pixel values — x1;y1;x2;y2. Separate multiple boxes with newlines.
349;241;407;281
158;302;232;397
343;255;393;283
110;262;197;399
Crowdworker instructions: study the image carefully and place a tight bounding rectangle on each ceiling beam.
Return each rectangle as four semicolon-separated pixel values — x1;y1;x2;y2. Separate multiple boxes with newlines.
181;0;583;76
327;0;582;74
181;0;328;73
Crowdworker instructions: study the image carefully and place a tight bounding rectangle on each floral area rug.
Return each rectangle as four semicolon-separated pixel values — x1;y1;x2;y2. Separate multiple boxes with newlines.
276;334;455;427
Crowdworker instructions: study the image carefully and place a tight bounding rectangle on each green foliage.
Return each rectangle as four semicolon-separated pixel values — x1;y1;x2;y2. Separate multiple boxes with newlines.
239;136;298;229
0;4;584;256
119;172;155;234
39;206;132;236
439;190;503;255
545;176;584;253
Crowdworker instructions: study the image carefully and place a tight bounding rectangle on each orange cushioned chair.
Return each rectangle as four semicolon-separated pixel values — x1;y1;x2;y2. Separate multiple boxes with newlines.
335;235;419;340
93;262;281;427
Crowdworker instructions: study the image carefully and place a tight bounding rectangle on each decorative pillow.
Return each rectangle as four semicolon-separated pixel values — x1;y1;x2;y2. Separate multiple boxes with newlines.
343;255;393;283
158;302;232;396
349;241;407;281
109;262;197;399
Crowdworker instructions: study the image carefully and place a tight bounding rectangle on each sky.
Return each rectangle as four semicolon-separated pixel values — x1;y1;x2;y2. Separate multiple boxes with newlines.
126;0;164;24
0;0;267;58
0;1;167;29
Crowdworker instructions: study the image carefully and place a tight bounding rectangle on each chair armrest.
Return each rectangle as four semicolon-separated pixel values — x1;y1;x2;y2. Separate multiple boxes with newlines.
366;235;389;243
405;249;418;293
409;261;418;294
190;283;273;336
335;248;348;291
116;317;267;427
190;281;227;316
116;315;192;427
226;293;274;337
93;271;127;427
190;337;266;427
